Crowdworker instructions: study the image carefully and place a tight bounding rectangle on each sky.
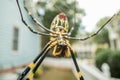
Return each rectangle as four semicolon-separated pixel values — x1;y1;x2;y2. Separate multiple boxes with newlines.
77;0;120;32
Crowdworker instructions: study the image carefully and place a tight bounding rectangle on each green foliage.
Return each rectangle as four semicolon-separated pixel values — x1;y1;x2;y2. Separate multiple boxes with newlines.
96;17;110;27
93;17;110;45
93;29;109;44
42;10;59;29
108;51;120;78
37;0;85;36
95;48;120;78
95;47;107;55
36;0;85;47
95;49;112;70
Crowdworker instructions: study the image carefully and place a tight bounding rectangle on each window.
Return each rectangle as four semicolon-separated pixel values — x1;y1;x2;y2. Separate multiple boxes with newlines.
12;27;19;51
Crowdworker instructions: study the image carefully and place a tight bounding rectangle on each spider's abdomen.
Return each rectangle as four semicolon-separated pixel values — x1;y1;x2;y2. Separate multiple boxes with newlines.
50;13;69;33
52;45;70;57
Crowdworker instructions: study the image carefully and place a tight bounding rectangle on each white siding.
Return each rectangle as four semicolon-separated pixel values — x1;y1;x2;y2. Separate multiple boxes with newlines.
0;0;40;70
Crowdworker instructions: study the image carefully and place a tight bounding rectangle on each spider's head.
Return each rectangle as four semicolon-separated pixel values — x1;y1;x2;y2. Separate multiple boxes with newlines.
58;40;67;46
50;13;69;33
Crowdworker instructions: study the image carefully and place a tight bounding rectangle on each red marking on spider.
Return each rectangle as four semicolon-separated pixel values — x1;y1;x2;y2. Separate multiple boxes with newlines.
59;14;66;20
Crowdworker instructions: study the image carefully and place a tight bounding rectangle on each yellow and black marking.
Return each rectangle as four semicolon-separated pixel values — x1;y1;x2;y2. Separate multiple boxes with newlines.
17;0;85;79
78;71;82;77
78;71;84;80
50;13;69;32
16;0;118;79
50;13;69;41
26;41;58;80
26;72;34;80
17;41;55;80
52;45;70;57
28;62;35;69
70;48;84;80
52;45;62;56
49;13;71;57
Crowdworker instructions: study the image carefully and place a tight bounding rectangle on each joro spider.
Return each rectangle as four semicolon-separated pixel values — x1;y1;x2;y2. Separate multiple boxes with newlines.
16;0;119;80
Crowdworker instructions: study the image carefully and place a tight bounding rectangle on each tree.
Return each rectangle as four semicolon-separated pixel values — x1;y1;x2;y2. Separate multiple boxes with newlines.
35;0;85;47
93;17;110;46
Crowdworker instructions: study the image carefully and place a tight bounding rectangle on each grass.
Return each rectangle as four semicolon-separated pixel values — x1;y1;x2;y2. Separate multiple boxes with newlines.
35;66;77;80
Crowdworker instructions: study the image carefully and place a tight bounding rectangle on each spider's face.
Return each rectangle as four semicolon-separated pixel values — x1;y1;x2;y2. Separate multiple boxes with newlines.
50;13;69;33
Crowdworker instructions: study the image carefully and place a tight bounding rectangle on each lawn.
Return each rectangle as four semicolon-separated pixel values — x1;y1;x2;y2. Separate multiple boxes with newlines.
35;66;77;80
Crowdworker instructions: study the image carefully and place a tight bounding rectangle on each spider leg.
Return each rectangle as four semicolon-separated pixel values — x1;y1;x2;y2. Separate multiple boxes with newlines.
68;0;76;36
68;10;119;41
17;40;56;80
65;41;84;80
26;41;57;80
70;49;84;80
68;27;74;35
23;0;56;34
26;47;50;80
16;0;50;36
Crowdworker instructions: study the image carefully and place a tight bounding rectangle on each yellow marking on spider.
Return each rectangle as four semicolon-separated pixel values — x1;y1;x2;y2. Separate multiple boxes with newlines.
52;46;63;56
65;47;70;57
27;72;34;80
78;72;82;77
29;62;35;69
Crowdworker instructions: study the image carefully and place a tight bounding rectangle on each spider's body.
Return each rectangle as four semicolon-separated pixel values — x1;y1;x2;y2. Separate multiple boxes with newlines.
16;0;118;80
50;13;70;57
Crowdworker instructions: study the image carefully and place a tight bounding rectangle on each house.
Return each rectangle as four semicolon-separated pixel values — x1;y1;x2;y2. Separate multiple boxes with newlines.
0;0;41;74
72;39;96;59
107;11;120;50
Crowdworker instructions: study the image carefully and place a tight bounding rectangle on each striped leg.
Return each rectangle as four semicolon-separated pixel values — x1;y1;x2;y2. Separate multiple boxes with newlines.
17;41;54;80
68;10;119;41
70;49;84;80
26;41;57;80
26;47;49;80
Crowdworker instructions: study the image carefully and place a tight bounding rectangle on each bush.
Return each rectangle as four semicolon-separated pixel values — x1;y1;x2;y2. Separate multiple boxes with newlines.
95;48;107;55
95;49;112;70
95;49;120;78
108;51;120;78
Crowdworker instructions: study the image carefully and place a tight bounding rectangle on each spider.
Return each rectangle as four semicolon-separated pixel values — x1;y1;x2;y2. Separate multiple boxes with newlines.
16;0;119;80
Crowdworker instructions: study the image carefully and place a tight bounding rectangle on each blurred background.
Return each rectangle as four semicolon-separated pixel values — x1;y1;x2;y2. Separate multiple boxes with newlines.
0;0;120;80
